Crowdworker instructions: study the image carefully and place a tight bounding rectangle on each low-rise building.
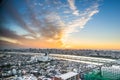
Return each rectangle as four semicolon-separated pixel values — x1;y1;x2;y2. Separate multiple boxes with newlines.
54;72;80;80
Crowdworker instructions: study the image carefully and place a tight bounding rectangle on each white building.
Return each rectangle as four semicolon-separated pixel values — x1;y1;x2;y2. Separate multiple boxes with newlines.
54;71;80;80
30;53;53;62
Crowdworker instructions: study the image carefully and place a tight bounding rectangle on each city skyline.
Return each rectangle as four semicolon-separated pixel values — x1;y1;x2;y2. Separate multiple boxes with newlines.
0;0;120;50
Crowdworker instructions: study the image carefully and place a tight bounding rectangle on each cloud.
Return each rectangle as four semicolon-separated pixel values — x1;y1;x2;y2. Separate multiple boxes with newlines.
60;3;99;47
1;0;100;48
0;40;25;49
68;0;79;16
0;26;25;46
37;13;66;46
24;35;35;40
0;37;22;45
0;26;23;40
23;1;65;43
3;2;36;35
67;3;99;31
40;13;65;39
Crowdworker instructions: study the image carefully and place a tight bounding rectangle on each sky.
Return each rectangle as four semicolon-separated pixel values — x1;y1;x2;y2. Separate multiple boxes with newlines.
0;0;120;50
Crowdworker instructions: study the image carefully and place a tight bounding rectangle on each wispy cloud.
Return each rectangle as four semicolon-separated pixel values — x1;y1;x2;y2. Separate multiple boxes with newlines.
1;0;100;48
61;3;99;47
0;26;25;46
0;37;22;45
67;0;79;16
67;3;99;31
0;40;25;49
0;26;24;40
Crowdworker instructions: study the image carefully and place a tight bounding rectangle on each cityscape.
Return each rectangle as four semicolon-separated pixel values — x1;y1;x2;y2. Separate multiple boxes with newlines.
0;0;120;80
0;49;120;80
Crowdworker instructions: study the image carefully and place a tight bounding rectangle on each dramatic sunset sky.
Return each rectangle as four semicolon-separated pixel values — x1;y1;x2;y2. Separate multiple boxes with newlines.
0;0;120;50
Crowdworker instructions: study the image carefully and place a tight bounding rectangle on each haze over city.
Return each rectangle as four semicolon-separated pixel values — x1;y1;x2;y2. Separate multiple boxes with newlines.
0;0;120;50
